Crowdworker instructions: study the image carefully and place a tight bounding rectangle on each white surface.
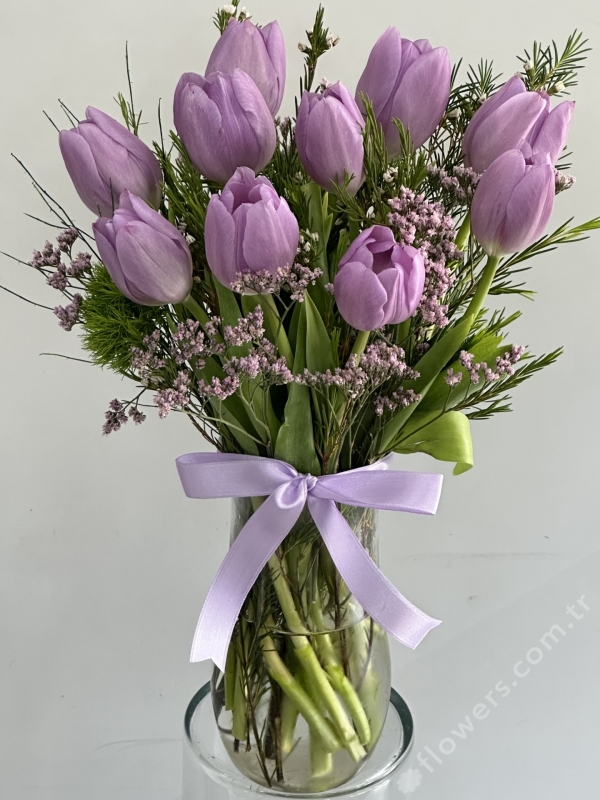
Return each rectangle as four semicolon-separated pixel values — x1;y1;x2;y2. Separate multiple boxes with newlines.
1;0;599;798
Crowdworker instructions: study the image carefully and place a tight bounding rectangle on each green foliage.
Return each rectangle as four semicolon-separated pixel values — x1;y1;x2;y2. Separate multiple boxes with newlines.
213;0;248;35
79;264;165;374
461;349;563;420
274;301;321;475
298;6;337;96
519;30;589;94
115;44;142;135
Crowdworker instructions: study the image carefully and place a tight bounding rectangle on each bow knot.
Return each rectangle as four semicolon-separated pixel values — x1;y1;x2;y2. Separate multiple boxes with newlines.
177;452;444;670
304;473;318;491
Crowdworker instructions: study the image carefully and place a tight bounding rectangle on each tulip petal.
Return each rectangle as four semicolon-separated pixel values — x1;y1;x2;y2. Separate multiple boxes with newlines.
85;107;162;186
334;261;387;331
466;92;547;173
391;47;452;151
173;72;205;133
119;190;184;243
206;19;285;116
93;219;134;300
462;75;527;160
471;150;526;256
501;162;555;253
261;21;286;113
177;82;230;182
60;129;113;216
116;223;192;305
303;95;364;193
205;196;238;286
230;69;277;172
356;27;403;123
531;100;575;164
243;199;299;272
377;266;404;323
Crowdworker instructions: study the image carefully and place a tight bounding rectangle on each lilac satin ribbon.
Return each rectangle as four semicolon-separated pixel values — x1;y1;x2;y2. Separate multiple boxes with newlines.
176;452;444;670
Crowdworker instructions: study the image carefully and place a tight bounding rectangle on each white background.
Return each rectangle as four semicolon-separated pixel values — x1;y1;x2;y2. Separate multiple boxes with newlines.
1;0;599;797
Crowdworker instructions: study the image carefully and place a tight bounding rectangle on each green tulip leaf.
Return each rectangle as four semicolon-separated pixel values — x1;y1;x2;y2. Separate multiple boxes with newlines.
304;292;337;373
274;301;320;475
393;410;474;476
379;314;475;450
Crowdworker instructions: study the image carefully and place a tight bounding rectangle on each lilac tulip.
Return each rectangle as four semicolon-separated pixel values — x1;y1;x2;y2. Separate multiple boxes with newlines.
334;226;425;331
174;69;276;184
295;82;364;195
206;18;286;116
356;28;451;156
463;75;574;173
59;107;162;218
471;150;555;257
93;191;193;306
205;167;299;287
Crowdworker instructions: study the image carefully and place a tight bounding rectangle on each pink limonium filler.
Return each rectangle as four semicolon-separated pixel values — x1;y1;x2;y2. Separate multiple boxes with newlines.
463;75;575;173
92;190;193;306
333;225;425;332
295;81;365;195
206;18;286;116
355;27;451;156
59;107;162;217
173;69;276;184
205;166;300;288
471;150;555;258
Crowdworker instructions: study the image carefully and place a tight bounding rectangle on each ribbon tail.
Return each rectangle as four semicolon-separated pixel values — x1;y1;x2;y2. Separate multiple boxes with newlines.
191;484;305;670
308;496;441;649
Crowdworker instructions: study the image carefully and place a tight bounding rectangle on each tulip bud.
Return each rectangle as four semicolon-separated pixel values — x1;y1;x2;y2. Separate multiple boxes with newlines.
206;19;286;116
92;191;193;306
295;81;365;195
174;69;276;184
471;150;555;257
205;167;299;288
333;225;425;331
356;27;451;155
463;75;574;173
59;107;162;218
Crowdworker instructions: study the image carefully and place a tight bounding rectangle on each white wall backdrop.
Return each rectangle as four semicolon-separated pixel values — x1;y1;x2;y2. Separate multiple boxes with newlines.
1;1;599;798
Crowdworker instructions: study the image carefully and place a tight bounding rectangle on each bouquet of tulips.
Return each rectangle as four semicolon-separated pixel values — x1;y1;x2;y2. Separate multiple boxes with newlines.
4;1;599;792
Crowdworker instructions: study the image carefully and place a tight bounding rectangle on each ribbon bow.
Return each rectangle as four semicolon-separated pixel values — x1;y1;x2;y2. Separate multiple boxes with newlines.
177;452;443;671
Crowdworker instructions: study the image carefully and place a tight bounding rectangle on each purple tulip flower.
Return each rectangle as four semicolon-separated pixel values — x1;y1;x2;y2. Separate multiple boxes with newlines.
59;107;162;217
206;18;286;116
93;191;193;306
356;28;451;156
295;82;365;195
205;166;299;288
174;69;276;184
463;75;575;173
333;226;425;331
471;150;555;257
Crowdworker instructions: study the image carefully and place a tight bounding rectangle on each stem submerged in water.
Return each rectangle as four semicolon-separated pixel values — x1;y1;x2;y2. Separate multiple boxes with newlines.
218;501;389;790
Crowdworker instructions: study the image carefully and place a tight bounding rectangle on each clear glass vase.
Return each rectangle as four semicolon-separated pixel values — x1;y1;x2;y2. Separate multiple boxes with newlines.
210;497;392;794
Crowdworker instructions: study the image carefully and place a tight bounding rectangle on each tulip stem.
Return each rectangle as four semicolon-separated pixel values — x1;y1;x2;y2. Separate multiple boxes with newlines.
464;255;500;321
183;295;211;327
349;330;370;363
261;294;294;368
455;212;471;253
